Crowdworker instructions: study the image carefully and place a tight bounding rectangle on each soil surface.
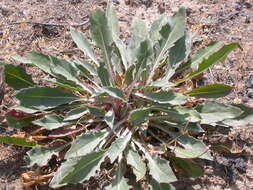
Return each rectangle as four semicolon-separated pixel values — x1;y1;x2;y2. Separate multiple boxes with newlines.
0;0;253;189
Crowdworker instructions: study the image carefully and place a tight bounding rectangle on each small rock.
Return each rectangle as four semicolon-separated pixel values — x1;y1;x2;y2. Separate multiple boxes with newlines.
239;89;247;95
234;2;242;11
246;75;253;88
231;34;241;40
245;15;251;23
247;90;253;98
244;2;252;9
113;0;120;5
242;97;249;103
0;6;12;16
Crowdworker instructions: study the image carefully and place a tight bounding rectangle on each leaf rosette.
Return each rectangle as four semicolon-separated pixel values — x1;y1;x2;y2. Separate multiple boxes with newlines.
0;2;249;189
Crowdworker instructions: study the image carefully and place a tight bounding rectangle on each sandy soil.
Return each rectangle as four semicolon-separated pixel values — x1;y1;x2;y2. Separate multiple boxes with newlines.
0;0;253;189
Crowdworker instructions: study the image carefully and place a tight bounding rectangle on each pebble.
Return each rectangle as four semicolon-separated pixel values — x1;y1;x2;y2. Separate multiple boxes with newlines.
231;34;241;40
242;97;249;103
247;90;253;98
234;2;242;11
245;75;253;88
245;15;251;23
113;0;120;5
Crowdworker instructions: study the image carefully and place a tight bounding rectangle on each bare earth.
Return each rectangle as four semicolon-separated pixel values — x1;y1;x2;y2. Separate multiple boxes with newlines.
0;0;253;189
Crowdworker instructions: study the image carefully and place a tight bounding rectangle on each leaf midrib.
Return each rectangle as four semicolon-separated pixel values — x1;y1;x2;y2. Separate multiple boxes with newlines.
6;70;34;86
63;152;104;182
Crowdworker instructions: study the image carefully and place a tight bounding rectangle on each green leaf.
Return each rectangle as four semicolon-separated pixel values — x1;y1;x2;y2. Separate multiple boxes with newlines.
106;159;130;190
222;104;253;127
175;42;241;84
125;144;146;181
173;106;201;122
171;134;212;160
70;27;99;66
168;35;187;67
163;35;187;80
143;80;175;89
147;7;186;83
74;59;97;76
149;107;188;123
50;151;105;187
197;101;243;125
27;51;52;75
98;63;111;86
136;142;177;184
0;136;37;147
113;37;129;71
124;65;135;85
107;133;132;163
132;18;148;42
154;121;204;133
87;106;105;117
90;8;114;85
129;108;150;125
28;145;66;166
106;2;120;37
171;157;203;178
64;106;88;121
149;179;175;190
135;39;153;79
4;64;35;90
44;78;85;92
12;105;40;114
106;7;126;69
33;114;72;130
6;114;39;129
136;91;187;105
15;86;81;110
104;109;115;129
49;56;92;93
12;55;32;64
186;84;232;98
102;87;125;101
176;41;224;73
106;3;129;70
65;130;108;159
149;14;168;41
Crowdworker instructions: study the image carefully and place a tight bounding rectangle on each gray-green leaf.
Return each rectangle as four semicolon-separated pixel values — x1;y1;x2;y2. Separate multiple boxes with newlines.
107;133;132;163
197;101;243;125
33;114;72;130
50;151;105;187
176;42;241;84
104;109;115;129
28;145;66;166
65;130;108;159
222;104;253;127
64;106;88;121
136;91;187;105
70;27;99;66
136;142;177;184
90;8;114;84
125;144;146;181
15;87;80;110
106;158;130;190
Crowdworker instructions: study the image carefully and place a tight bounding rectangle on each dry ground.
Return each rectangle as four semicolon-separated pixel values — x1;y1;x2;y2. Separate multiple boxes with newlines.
0;0;253;189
